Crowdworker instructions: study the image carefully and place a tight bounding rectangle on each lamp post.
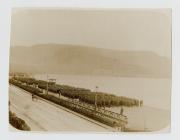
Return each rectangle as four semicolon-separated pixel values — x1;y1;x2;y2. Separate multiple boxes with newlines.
94;86;98;111
58;90;61;99
46;75;49;95
143;114;146;131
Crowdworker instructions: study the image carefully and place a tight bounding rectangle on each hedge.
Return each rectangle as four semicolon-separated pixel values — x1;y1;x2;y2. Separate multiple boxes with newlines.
11;77;143;107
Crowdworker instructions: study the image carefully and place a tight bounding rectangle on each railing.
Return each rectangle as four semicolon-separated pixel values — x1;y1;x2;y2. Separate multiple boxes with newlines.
10;78;128;129
68;98;128;125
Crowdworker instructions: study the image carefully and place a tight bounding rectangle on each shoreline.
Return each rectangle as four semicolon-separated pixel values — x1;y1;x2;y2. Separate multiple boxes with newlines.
33;73;171;110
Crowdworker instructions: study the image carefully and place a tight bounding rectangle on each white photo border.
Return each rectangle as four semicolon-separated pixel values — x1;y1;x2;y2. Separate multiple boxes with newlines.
0;0;179;140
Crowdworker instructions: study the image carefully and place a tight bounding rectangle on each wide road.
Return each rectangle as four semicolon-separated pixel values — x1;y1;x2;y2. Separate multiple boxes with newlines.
9;85;111;132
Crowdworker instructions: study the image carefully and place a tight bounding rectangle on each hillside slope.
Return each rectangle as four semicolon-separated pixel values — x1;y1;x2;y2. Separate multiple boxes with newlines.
9;44;171;78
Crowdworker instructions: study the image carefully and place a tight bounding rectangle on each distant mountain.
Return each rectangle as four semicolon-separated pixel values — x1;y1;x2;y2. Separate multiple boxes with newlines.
9;44;171;78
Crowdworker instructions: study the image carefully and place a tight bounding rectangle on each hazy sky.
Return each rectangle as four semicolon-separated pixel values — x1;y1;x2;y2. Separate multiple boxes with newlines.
11;8;171;58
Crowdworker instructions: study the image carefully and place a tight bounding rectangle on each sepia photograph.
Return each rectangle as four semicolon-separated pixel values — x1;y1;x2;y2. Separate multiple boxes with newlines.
9;8;171;132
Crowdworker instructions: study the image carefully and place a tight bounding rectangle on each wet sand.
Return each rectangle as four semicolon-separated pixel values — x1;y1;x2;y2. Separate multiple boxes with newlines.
106;106;170;132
